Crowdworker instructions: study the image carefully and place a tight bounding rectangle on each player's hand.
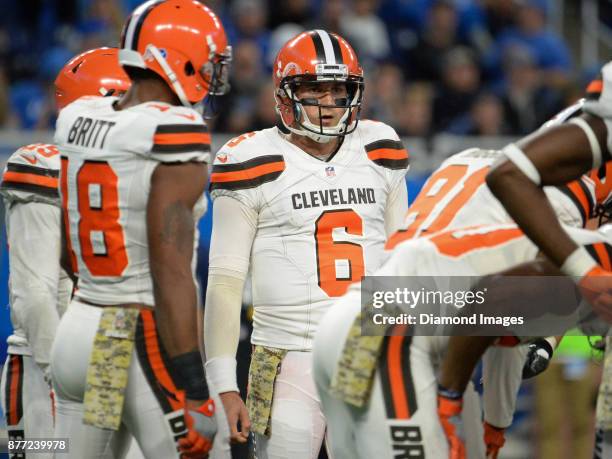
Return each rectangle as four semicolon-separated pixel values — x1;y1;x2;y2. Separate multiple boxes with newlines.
177;393;216;458
437;393;466;459
483;422;506;459
219;391;250;444
579;266;612;323
522;338;554;379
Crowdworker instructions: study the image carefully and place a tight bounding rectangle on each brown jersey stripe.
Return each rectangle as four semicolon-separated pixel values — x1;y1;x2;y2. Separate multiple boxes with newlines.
209;170;284;192
155;124;208;134
212;155;284;173
586;243;612;270
6;162;59;178
151;143;211;154
378;326;417;420
0;181;59;199
557;179;594;226
365;139;405;152
135;310;181;414
369;157;409;170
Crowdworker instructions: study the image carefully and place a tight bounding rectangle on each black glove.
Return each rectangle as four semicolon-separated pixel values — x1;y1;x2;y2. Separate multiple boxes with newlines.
522;338;554;379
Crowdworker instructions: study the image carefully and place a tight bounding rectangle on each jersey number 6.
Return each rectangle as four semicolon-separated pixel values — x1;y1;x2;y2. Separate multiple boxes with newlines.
60;158;128;276
315;209;365;297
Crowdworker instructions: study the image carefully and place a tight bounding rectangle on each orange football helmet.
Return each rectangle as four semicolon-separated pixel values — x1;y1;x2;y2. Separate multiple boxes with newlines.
119;0;231;108
273;30;364;143
54;47;130;110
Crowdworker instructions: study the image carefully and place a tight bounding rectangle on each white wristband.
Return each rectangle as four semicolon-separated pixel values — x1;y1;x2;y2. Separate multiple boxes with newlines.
502;143;541;185
569;117;602;169
560;246;597;280
204;356;239;394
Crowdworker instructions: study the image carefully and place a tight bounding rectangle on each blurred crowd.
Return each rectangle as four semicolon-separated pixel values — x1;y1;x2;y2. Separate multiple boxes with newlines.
0;0;605;138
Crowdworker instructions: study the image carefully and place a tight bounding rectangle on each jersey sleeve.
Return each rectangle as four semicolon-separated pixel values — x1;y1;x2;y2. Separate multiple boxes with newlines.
139;105;212;164
362;121;410;193
582;61;612;157
0;144;61;207
7;201;62;370
208;134;285;211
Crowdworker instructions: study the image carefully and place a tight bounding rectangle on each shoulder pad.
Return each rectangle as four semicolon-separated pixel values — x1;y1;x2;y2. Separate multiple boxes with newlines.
210;131;284;192
0;144;61;204
359;120;409;170
583;62;612;120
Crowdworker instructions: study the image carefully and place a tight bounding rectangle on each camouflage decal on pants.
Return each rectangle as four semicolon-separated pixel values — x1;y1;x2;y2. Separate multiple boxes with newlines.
597;336;612;430
83;307;139;430
246;345;288;436
330;313;384;407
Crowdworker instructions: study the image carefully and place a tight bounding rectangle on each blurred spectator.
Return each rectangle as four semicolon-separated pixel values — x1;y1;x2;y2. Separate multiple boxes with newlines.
534;334;599;459
447;92;510;135
480;0;519;36
363;62;404;125
498;45;564;135
486;0;572;85
433;46;481;131
267;0;312;29
215;39;267;133
248;82;280;131
309;0;344;34
339;0;391;68
394;83;434;138
403;1;467;83
227;0;271;59
266;23;304;69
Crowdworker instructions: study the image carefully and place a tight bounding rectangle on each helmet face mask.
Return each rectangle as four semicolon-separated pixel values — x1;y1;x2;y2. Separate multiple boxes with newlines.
278;73;364;141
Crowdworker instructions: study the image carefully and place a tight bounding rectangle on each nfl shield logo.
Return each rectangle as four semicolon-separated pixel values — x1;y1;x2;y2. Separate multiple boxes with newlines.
325;166;335;177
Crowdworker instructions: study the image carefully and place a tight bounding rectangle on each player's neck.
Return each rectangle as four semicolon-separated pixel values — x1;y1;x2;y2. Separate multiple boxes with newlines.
287;132;341;160
115;80;180;110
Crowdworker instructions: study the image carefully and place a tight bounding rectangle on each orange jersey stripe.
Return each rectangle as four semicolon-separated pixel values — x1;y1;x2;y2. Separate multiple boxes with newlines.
594;243;612;270
210;161;285;183
566;181;590;218
8;355;21;425
141;310;181;411
3;171;58;189
387;334;410;419
430;226;525;257
587;80;603;94
367;148;409;161
153;132;211;145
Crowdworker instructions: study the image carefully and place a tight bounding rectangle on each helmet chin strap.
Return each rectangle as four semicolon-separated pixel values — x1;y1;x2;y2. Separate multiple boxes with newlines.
279;87;356;144
147;45;193;109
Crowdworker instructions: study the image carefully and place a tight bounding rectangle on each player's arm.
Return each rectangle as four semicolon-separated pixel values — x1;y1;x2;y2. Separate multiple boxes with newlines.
486;114;608;268
384;177;408;236
204;195;257;444
147;161;211;402
7;201;63;380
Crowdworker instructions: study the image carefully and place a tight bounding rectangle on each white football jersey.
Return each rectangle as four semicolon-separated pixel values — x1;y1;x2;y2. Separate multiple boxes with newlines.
379;222;612;301
209;120;409;350
584;60;612;158
54;97;209;305
0;143;72;356
386;146;612;251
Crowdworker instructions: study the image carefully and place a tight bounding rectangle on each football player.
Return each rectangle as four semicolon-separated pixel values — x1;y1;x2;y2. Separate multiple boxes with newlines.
0;48;130;458
203;30;409;458
50;1;231;457
382;97;612;458
313;221;611;459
